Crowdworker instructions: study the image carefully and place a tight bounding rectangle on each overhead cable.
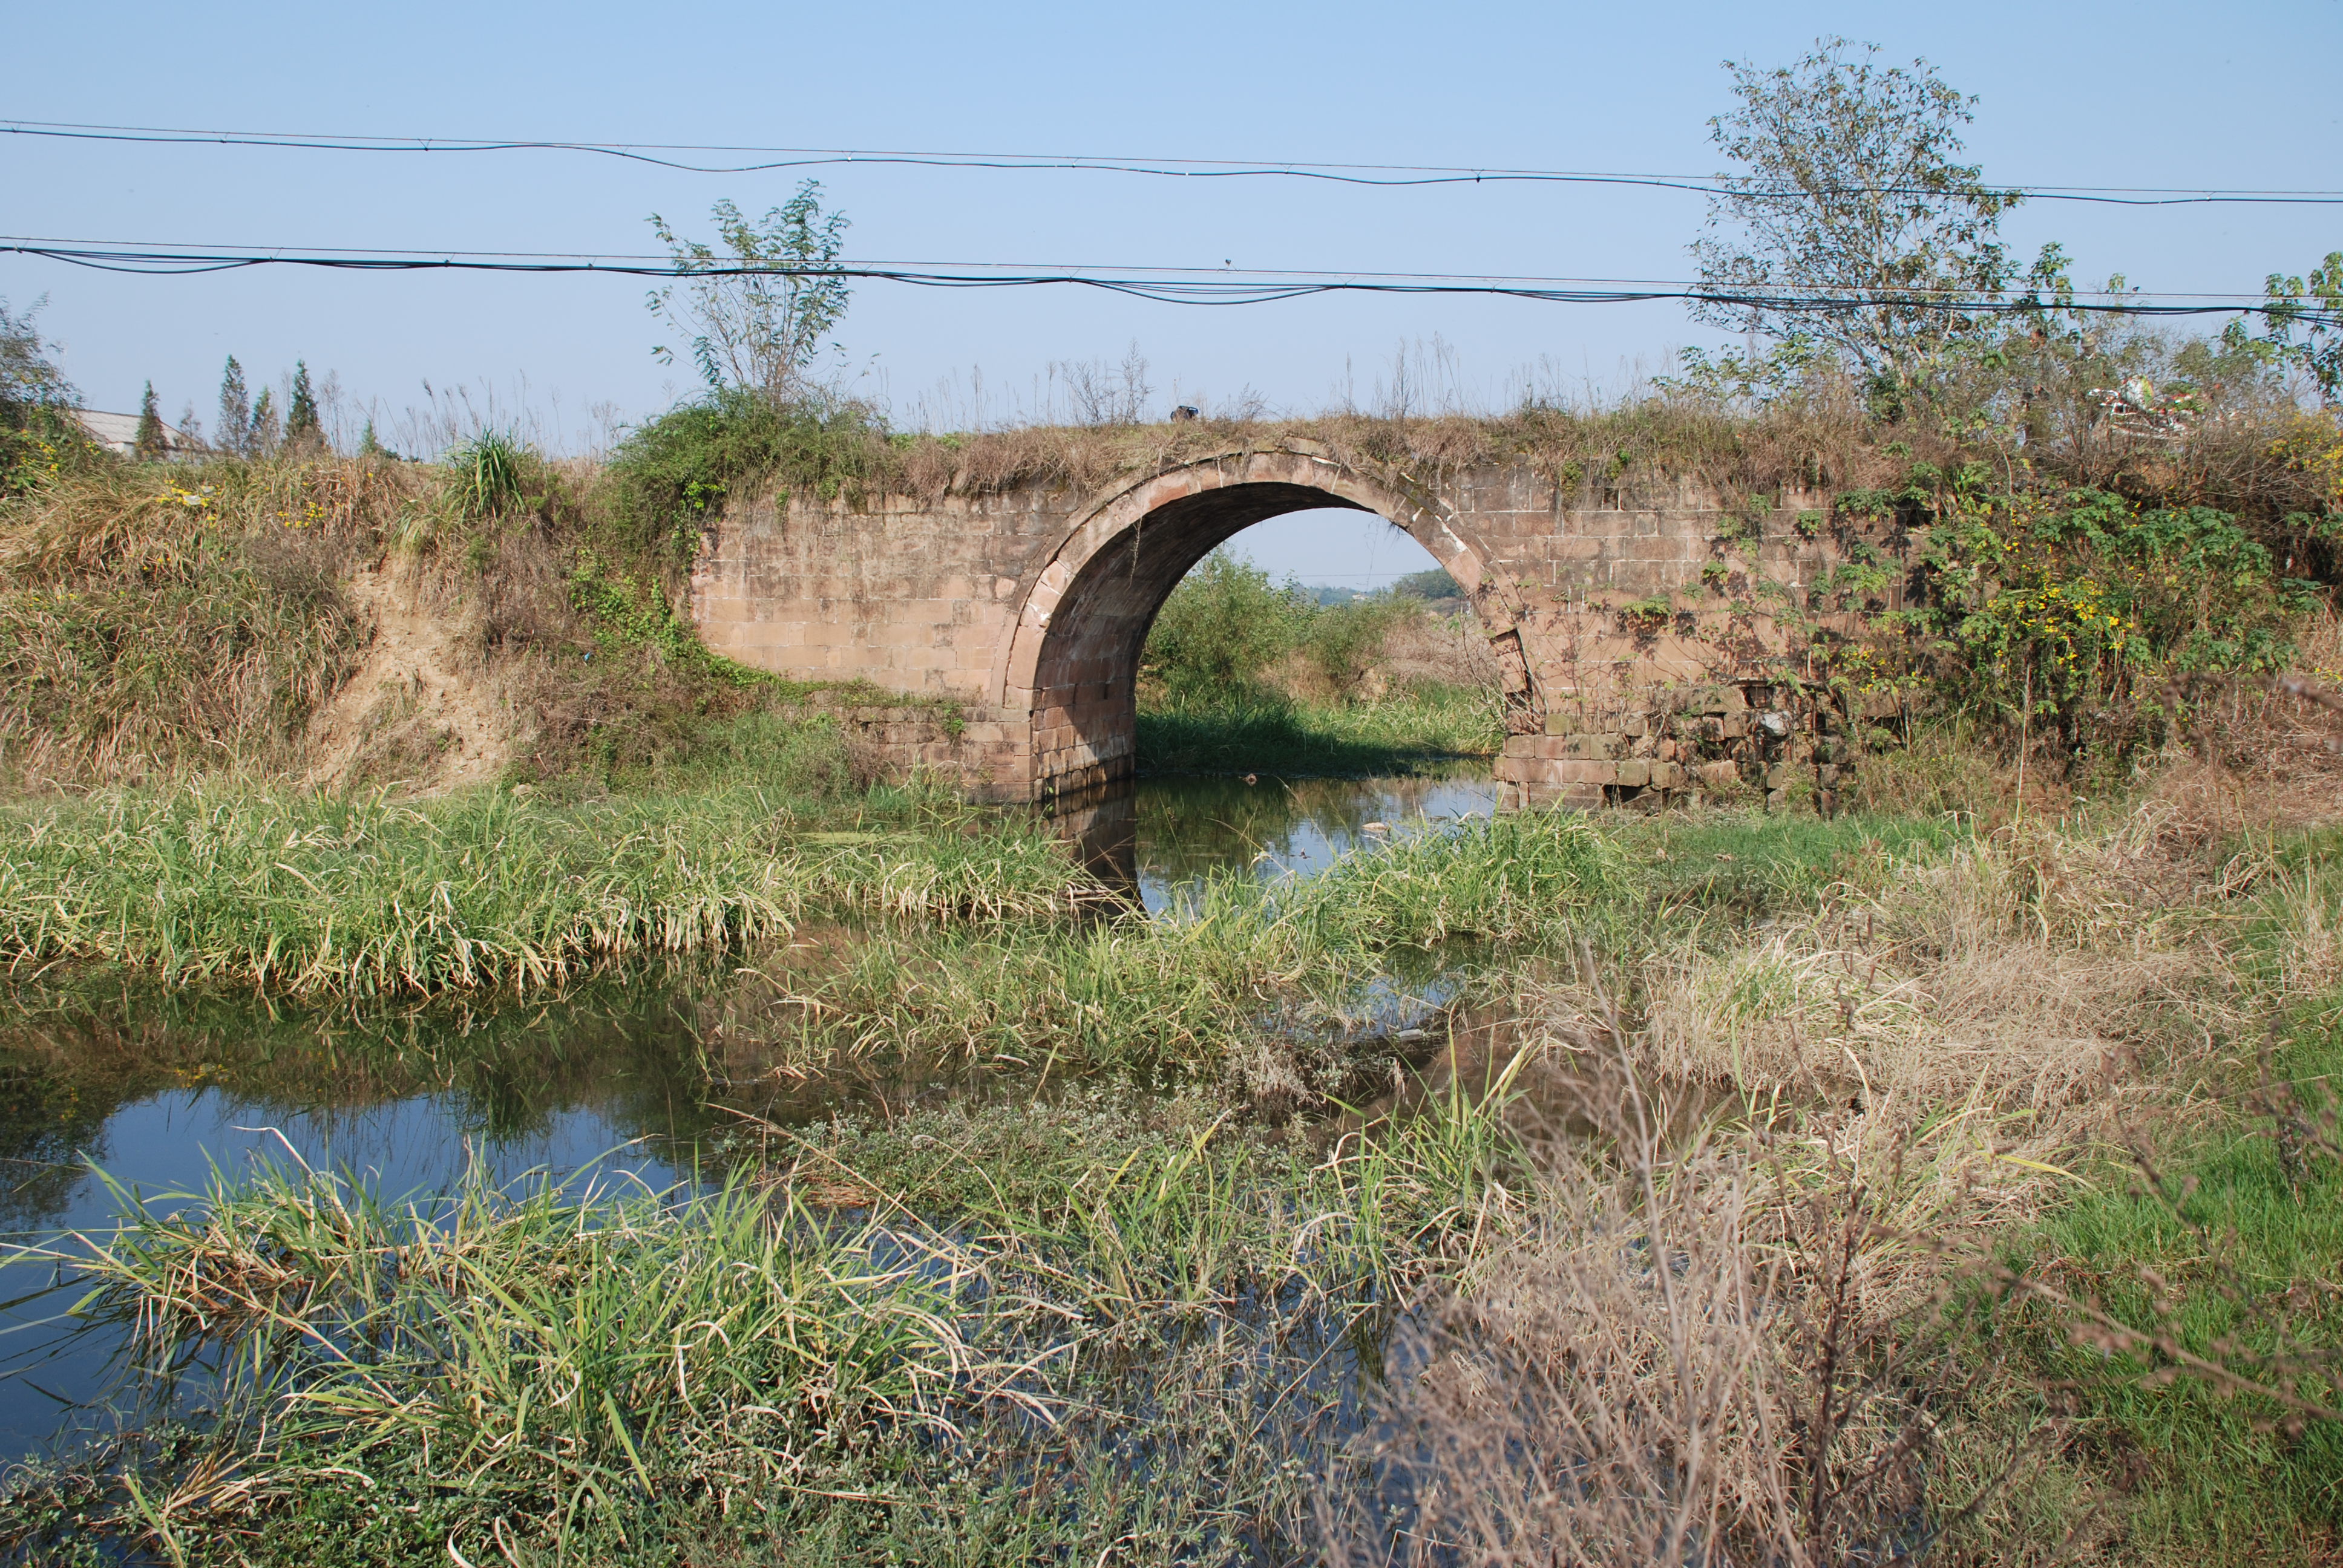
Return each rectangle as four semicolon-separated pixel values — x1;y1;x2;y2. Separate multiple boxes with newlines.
5;238;2333;325
4;119;2339;207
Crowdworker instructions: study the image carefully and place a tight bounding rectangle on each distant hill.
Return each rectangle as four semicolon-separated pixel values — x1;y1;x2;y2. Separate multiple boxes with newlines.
1389;568;1466;604
1294;569;1464;607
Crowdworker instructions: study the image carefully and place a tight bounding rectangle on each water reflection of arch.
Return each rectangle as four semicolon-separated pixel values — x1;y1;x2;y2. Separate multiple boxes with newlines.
995;443;1541;802
1045;779;1140;899
1044;772;1505;914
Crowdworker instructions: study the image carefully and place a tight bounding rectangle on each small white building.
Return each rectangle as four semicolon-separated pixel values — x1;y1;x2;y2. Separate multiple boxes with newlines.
72;409;199;459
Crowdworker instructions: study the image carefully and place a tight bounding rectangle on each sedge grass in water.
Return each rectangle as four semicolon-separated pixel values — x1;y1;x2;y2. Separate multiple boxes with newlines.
0;783;1106;998
7;1073;1529;1564
716;809;1624;1077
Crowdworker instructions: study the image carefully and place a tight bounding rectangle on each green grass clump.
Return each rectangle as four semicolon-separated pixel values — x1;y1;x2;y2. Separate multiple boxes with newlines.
0;783;1103;997
35;1165;969;1564
601;388;895;567
1138;684;1501;776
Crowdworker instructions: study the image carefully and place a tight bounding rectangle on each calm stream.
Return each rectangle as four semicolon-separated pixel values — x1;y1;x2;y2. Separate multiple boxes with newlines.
0;769;1498;1460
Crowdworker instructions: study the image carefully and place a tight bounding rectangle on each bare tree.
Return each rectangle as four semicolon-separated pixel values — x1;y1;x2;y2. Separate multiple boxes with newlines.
1052;341;1154;426
647;182;851;402
1691;39;2024;408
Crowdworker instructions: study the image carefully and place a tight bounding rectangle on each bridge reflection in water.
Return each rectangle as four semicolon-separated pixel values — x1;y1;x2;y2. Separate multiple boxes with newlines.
1041;769;1503;913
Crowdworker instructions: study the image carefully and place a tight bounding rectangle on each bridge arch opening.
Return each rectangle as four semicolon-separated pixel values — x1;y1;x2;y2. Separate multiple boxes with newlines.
1000;455;1536;802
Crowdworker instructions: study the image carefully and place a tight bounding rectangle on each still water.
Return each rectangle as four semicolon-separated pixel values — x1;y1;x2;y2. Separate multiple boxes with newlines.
0;769;1498;1458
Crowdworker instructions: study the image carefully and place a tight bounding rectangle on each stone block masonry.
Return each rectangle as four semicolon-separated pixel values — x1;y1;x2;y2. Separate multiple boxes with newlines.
1495;678;1857;815
689;439;1887;808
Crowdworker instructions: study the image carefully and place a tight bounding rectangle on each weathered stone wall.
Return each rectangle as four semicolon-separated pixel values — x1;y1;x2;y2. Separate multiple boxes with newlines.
1501;679;1865;815
770;691;994;785
688;440;1893;805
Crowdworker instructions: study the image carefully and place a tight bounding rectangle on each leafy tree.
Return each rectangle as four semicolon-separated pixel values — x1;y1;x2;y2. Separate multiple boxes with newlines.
134;381;169;460
286;360;323;449
1690;39;2028;411
1;296;80;492
2251;252;2343;408
218;356;253;458
647;181;851;401
1141;552;1309;698
2;296;76;425
1391;567;1466;604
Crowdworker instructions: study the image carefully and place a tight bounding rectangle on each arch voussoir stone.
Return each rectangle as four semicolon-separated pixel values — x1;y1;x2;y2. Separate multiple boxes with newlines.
689;439;1865;806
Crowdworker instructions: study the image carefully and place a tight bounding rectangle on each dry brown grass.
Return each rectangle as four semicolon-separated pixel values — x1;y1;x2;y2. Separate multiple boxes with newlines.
0;456;410;788
1313;771;2343;1566
828;399;1901;509
1619;803;2271;1282
1648;811;2236;1101
765;395;2339;529
1320;1046;1990;1568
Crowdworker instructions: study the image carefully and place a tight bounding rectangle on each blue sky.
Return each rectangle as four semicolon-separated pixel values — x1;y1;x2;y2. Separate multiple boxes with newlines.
6;0;2336;584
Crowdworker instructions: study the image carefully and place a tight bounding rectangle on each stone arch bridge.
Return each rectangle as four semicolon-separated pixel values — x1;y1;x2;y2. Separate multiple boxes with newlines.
689;440;1878;808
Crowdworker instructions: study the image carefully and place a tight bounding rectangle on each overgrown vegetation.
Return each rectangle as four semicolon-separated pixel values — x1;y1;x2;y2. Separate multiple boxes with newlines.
0;457;384;783
0;782;1101;996
1136;550;1504;774
9;785;2342;1564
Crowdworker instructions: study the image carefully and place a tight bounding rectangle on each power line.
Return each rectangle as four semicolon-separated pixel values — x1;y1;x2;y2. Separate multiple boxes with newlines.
1;235;2289;297
5;118;2340;207
6;237;2333;325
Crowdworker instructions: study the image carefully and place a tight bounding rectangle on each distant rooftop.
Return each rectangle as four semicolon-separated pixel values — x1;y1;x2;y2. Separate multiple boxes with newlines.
72;408;198;459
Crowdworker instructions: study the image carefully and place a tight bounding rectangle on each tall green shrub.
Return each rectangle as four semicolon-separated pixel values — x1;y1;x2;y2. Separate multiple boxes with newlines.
1139;551;1308;699
1841;479;2329;759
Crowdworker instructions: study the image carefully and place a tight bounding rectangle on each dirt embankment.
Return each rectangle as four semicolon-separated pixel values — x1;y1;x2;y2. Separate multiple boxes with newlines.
300;561;513;792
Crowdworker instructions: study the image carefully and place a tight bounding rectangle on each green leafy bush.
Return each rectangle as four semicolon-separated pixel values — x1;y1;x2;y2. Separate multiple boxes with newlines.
1138;550;1310;700
601;388;892;566
1938;490;2316;742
